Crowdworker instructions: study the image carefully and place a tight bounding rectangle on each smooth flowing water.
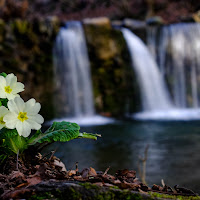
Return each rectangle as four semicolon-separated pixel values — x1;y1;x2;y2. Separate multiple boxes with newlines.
44;121;200;192
53;21;94;117
53;21;113;125
147;23;200;108
122;28;173;111
123;26;200;120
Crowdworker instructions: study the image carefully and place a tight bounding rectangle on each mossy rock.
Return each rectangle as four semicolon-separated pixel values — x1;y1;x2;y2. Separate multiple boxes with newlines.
84;23;141;117
0;17;60;120
6;181;198;200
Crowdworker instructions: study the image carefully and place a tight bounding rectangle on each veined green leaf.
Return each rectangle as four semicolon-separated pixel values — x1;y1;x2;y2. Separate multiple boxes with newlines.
0;128;28;154
28;121;81;145
28;121;100;145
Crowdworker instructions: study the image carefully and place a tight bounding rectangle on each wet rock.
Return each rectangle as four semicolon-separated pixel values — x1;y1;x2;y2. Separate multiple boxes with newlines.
84;21;141;116
123;18;146;29
2;180;159;200
83;17;111;28
193;10;200;23
111;20;124;28
146;16;164;25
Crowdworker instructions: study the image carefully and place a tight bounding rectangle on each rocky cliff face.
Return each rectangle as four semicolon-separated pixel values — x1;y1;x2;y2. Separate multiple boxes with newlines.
0;17;141;119
84;18;140;116
0;17;60;120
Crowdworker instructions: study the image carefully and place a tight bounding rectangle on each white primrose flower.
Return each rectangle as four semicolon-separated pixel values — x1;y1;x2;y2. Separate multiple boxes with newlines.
0;106;9;130
4;97;44;137
0;73;24;100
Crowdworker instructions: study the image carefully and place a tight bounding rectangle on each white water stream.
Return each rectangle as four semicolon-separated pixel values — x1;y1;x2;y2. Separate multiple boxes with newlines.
123;27;200;120
53;21;114;125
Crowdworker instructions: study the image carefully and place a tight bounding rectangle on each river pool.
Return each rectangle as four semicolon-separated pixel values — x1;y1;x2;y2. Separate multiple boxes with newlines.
44;120;200;192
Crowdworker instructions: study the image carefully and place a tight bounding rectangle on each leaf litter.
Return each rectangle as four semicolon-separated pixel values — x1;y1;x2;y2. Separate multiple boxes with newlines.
0;152;198;199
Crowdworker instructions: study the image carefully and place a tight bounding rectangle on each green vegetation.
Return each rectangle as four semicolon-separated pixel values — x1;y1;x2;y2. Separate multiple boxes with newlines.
149;192;200;200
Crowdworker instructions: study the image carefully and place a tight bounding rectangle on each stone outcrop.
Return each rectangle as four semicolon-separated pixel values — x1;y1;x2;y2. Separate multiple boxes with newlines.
83;18;140;116
1;180;163;200
0;17;60;120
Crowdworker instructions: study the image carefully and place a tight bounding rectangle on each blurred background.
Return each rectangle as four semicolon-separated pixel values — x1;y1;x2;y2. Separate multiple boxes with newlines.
1;0;200;192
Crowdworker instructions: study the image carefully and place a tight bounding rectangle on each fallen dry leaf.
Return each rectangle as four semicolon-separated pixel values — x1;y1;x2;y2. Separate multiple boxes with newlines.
88;167;97;176
9;171;25;181
68;170;77;176
26;176;42;186
53;160;67;172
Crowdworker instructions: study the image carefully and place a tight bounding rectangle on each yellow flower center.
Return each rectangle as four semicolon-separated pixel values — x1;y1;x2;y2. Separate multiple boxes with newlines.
5;86;12;94
0;117;5;125
18;112;28;122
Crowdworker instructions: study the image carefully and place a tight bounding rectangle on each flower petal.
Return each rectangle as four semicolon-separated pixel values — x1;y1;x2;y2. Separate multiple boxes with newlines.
6;93;19;100
27;119;41;130
0;76;6;89
8;97;25;114
26;102;41;115
3;112;18;129
16;121;31;137
12;82;25;94
0;87;6;98
28;114;44;124
0;106;9;117
5;73;16;86
25;98;36;114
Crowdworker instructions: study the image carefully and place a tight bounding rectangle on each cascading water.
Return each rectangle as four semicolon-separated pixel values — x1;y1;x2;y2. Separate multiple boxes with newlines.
123;26;200;120
122;28;173;111
52;21;113;125
53;21;95;117
147;23;200;109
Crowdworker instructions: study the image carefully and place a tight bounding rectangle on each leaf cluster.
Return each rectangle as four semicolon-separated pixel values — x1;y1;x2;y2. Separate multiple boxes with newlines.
0;72;100;168
0;121;99;166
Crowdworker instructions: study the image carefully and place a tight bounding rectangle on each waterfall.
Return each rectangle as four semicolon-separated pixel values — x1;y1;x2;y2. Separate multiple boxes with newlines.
52;21;113;125
53;21;95;117
122;28;173;111
147;23;200;109
123;26;200;120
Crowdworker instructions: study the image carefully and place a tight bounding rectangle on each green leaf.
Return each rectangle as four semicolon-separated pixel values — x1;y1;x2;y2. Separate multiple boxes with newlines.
0;128;28;154
0;72;7;77
0;128;18;140
28;121;81;145
78;132;101;140
0;98;8;107
0;154;8;165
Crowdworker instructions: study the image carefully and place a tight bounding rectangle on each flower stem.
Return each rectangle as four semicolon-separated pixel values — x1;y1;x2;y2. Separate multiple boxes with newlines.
16;149;19;171
78;132;101;140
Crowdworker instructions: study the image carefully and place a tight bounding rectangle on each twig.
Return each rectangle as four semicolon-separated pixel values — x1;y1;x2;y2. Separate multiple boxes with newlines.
103;166;110;176
138;144;149;185
161;179;165;187
75;162;78;172
49;149;57;161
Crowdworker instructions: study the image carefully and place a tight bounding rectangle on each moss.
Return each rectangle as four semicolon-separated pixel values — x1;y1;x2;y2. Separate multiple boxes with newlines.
84;23;141;117
30;192;57;200
0;18;59;120
149;192;200;200
15;180;200;200
79;182;100;190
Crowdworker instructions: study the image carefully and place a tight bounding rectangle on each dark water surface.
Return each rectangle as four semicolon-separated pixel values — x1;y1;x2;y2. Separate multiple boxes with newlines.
44;120;200;192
